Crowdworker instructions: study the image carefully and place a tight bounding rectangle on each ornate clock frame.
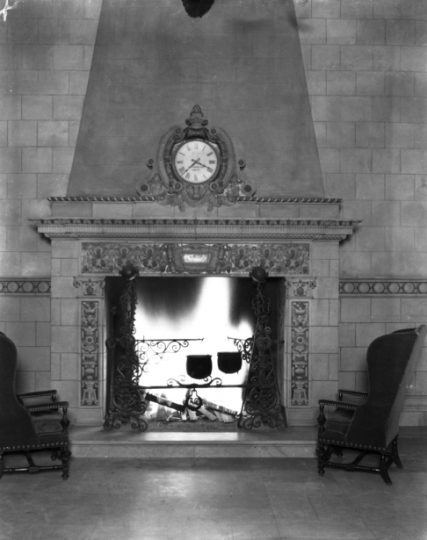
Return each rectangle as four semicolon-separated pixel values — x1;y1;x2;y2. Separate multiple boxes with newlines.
136;105;256;211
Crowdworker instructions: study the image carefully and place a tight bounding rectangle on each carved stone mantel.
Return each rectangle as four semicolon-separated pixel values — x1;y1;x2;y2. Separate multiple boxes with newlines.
32;217;360;241
34;203;360;427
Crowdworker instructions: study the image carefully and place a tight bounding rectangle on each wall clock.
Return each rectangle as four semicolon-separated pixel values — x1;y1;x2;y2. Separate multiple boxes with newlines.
136;105;256;211
173;139;219;185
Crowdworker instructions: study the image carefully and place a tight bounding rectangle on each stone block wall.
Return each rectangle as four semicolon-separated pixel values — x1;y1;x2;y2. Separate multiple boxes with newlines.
0;279;51;392
296;0;427;278
295;0;427;420
0;0;101;391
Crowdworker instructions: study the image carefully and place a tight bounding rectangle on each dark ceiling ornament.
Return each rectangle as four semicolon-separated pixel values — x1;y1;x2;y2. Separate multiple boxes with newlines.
181;0;215;18
120;264;139;281
250;266;268;284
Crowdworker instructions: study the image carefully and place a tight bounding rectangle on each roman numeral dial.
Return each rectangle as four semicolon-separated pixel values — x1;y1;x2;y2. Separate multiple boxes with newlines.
173;140;219;184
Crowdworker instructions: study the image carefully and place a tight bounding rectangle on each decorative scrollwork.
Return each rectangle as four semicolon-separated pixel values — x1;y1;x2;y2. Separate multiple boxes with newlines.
135;338;202;373
229;336;254;364
166;376;223;388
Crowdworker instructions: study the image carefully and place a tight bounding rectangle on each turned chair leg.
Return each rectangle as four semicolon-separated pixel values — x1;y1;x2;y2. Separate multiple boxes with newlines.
379;454;392;485
316;443;334;477
392;438;403;469
316;444;326;476
60;447;71;480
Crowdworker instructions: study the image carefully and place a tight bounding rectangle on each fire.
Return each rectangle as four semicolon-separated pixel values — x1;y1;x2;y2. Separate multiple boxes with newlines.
0;0;22;22
135;278;253;420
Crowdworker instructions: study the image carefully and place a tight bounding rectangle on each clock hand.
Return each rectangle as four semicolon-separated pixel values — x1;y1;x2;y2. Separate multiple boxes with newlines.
182;163;198;176
190;158;210;170
182;159;202;174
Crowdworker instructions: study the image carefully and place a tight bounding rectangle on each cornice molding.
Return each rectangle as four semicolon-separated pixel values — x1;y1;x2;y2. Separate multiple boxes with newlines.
31;218;360;241
48;196;343;204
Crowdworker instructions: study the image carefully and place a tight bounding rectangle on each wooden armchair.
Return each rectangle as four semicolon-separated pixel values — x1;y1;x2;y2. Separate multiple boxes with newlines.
317;325;427;485
0;332;71;479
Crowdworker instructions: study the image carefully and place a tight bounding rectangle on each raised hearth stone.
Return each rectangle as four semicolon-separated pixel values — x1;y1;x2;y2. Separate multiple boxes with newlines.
69;425;318;459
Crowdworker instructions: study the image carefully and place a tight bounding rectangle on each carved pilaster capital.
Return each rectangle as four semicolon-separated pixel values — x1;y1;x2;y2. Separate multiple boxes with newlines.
286;279;317;298
73;277;105;297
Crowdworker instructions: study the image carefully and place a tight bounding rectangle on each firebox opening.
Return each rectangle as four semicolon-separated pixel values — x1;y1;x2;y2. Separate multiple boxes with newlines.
105;275;285;432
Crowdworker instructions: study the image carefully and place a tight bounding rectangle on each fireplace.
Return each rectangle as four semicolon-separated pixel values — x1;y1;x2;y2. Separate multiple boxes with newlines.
32;198;360;429
104;273;285;431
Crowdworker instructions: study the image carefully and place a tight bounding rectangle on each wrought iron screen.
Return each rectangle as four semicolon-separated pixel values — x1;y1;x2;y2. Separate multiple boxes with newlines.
104;269;286;431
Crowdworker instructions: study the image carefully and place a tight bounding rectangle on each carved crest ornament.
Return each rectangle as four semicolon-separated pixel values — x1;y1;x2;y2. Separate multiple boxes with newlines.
136;105;256;211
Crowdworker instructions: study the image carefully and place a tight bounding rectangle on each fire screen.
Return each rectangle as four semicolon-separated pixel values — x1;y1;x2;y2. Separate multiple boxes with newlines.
104;267;286;431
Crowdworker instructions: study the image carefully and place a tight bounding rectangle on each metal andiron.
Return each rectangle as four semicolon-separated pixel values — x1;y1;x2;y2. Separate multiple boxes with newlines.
103;265;202;431
238;267;287;430
104;265;148;432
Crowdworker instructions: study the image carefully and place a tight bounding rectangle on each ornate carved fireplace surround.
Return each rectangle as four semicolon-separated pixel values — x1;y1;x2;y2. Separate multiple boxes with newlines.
32;197;359;428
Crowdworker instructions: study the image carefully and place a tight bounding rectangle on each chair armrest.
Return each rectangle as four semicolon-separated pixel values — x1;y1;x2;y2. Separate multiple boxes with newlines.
318;399;359;411
317;400;359;433
26;401;68;414
17;390;57;401
338;389;368;400
27;401;70;434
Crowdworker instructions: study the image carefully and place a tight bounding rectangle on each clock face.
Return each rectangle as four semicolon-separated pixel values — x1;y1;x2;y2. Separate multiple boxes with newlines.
173;140;219;184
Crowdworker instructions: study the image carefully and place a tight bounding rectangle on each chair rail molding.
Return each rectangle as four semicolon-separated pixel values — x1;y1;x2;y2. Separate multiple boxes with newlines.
0;278;51;295
340;279;427;296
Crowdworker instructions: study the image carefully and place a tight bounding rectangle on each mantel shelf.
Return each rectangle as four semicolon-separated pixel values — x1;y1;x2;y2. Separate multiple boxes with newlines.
31;217;361;241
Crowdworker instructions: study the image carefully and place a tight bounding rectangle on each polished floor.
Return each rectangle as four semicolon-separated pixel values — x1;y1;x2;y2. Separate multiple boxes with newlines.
0;433;427;540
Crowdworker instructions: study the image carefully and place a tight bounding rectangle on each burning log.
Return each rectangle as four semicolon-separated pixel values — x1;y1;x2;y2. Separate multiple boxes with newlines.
202;399;238;417
188;409;198;421
198;406;217;421
143;392;185;413
213;411;235;423
141;391;238;424
166;412;182;422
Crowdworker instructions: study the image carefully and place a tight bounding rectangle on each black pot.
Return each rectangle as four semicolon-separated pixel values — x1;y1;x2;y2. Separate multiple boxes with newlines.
217;352;242;374
186;355;212;379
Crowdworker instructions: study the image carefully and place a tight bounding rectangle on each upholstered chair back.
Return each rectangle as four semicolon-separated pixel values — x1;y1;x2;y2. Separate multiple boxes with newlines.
346;325;427;449
0;332;39;447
